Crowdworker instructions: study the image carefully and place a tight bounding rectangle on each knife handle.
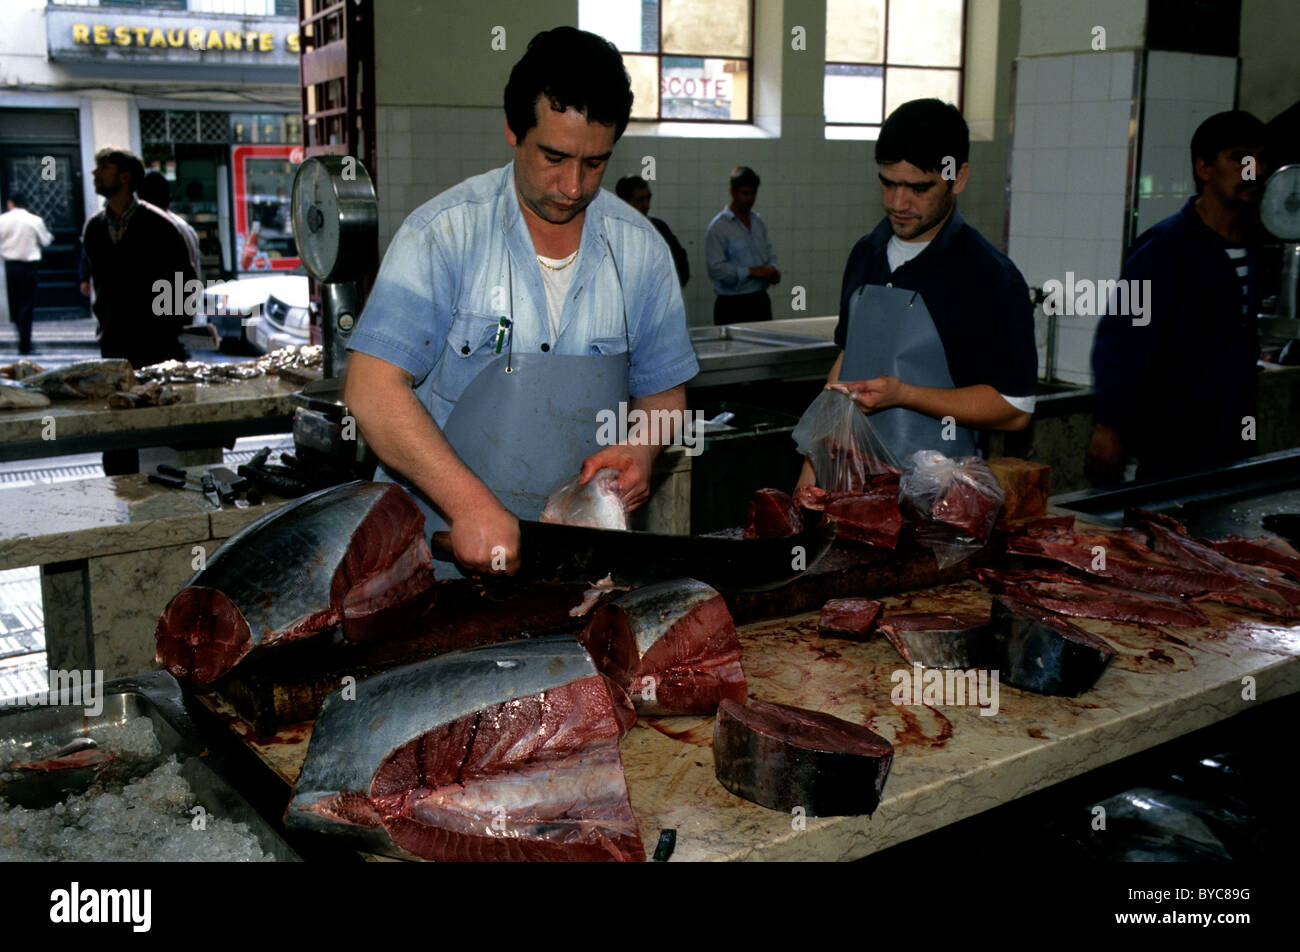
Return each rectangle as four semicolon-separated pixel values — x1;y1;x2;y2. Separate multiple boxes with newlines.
431;531;454;554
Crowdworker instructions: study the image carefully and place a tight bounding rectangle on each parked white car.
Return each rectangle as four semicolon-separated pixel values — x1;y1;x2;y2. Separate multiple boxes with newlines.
201;275;311;354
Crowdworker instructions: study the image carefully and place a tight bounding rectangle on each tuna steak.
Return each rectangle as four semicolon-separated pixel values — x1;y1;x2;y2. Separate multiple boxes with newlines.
155;481;435;684
744;488;803;539
285;637;645;862
580;578;746;715
712;699;894;816
877;612;995;668
817;599;883;640
795;477;902;549
975;568;1210;627
989;596;1116;697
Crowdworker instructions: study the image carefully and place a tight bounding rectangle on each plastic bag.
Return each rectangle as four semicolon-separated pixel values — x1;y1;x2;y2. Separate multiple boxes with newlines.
540;467;628;530
792;388;902;491
899;450;1005;568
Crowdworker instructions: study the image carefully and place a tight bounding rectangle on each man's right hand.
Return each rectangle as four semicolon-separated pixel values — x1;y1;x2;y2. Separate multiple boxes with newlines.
448;500;521;575
1084;423;1127;485
748;265;777;282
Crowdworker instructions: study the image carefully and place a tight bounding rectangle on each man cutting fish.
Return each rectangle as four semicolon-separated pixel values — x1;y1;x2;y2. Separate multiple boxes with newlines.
798;99;1036;487
343;27;699;576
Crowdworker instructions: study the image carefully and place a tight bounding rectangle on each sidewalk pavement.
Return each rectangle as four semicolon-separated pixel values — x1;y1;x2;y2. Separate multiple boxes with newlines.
0;318;99;352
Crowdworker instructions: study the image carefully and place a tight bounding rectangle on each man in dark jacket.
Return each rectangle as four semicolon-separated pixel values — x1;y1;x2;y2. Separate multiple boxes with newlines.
615;174;690;287
82;147;195;370
82;147;196;474
1088;111;1266;482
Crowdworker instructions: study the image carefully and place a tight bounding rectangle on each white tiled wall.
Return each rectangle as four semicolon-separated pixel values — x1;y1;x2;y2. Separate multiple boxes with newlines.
1134;51;1236;235
375;108;1013;328
1007;51;1135;384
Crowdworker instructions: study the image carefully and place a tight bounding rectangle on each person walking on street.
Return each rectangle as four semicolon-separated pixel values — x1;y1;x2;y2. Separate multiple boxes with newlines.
0;193;54;355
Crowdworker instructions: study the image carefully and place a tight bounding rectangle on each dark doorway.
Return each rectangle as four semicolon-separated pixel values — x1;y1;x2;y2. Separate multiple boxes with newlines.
0;110;88;321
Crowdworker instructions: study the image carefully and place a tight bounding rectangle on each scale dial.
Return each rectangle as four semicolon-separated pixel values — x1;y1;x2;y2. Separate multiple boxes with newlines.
291;156;378;283
1261;164;1300;242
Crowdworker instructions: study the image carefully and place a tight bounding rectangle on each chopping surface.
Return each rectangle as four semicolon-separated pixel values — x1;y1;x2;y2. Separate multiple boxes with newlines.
200;571;1300;862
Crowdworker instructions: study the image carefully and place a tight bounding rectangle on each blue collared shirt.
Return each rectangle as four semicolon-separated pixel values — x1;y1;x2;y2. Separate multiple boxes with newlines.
348;163;699;430
706;205;776;296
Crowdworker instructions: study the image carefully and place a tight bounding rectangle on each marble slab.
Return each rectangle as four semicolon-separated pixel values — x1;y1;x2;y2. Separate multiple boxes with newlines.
0;375;297;443
89;542;197;680
209;577;1300;862
0;475;212;569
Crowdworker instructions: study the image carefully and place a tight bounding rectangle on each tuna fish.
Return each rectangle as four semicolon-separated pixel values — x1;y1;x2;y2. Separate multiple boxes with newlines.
975;567;1210;627
0;378;51;410
285;637;645;862
712;699;894;816
877;612;995;668
540;468;627;530
989;596;1116;696
579;578;747;715
817;599;883;640
155;481;436;684
23;359;134;399
744;488;803;538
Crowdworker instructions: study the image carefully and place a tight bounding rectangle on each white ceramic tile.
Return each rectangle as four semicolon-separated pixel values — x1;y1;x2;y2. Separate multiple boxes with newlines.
1106;100;1133;148
1098;238;1125;277
1060;239;1099;285
1109;50;1136;101
1009;196;1032;240
1072;53;1111;103
1033;104;1069;148
1142;99;1182;149
1063;191;1104;240
1028;237;1064;287
1103;147;1130;188
1034;148;1070;193
1067;148;1107;194
1068;101;1110;149
1052;324;1094;378
1036;56;1074;105
1144;51;1179;100
1030;194;1064;238
1097;193;1128;238
1191;55;1237;104
1014;104;1037;149
1015;58;1038;106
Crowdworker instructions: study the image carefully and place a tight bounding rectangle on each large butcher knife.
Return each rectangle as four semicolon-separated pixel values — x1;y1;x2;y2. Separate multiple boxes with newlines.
435;521;837;592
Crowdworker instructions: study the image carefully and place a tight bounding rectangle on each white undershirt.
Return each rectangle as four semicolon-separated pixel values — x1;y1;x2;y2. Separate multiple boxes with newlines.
884;234;1035;414
537;251;578;343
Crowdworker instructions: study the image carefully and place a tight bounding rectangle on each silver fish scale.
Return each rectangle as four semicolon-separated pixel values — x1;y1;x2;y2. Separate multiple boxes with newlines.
181;480;386;638
288;636;599;817
609;578;719;658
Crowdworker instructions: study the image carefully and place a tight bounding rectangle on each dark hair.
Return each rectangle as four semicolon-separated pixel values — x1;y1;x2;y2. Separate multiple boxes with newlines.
730;166;760;190
615;174;648;200
138;171;172;209
7;193;26;208
1190;110;1265;193
94;147;145;193
876;98;969;173
504;27;634;142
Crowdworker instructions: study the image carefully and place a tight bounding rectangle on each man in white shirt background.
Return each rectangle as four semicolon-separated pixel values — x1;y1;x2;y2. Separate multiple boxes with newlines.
0;193;55;355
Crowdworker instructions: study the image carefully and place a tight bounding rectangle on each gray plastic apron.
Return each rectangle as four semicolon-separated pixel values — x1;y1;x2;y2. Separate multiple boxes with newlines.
376;238;630;577
841;283;978;461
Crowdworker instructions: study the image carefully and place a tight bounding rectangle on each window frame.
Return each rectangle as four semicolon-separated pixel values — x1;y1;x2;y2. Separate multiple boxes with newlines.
823;0;968;135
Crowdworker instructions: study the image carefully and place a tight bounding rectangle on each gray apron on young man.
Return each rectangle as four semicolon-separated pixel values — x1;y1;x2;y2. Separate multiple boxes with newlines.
376;244;630;578
841;283;978;462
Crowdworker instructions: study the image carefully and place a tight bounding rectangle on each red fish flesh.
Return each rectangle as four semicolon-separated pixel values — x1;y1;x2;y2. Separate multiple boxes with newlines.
712;699;894;816
817;598;883;640
155;481;436;684
744;488;803;539
795;476;902;550
580;578;746;715
1209;535;1300;582
286;637;645;862
975;568;1210;627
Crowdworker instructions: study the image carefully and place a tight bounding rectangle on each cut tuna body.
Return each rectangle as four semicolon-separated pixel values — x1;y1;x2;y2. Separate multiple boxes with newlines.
744;488;803;539
989;596;1116;697
580;579;746;715
286;637;645;862
155;481;436;684
877;612;995;668
712;699;894;816
817;599;883;640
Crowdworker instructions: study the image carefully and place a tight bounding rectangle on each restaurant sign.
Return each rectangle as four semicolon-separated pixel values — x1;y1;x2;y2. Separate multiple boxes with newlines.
47;8;299;68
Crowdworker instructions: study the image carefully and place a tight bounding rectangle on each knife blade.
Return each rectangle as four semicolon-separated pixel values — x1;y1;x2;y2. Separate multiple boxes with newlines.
200;472;221;509
434;521;837;592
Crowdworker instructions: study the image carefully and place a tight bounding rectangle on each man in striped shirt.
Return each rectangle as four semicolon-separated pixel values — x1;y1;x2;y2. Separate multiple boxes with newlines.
1088;111;1266;483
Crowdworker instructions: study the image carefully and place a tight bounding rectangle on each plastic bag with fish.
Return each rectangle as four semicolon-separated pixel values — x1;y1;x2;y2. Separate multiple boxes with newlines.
540;467;627;530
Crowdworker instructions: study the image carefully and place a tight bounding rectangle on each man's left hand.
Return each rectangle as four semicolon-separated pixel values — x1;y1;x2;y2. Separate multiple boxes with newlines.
579;443;655;511
829;376;908;412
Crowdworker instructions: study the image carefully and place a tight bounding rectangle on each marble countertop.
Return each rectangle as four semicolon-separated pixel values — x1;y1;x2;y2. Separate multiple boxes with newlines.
210;573;1300;862
0;468;290;570
0;376;298;444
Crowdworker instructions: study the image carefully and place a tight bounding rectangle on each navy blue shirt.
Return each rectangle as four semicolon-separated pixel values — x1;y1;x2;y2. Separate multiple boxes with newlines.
1091;196;1261;478
833;207;1037;400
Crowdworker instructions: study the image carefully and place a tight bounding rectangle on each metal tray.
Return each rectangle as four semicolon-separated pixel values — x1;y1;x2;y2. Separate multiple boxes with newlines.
0;671;299;862
689;325;839;387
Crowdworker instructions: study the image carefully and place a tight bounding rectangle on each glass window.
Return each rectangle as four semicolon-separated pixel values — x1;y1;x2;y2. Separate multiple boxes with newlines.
825;0;965;135
580;0;753;123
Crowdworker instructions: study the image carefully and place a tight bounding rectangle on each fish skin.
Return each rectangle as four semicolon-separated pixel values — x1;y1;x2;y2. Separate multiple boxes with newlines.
286;636;645;862
580;578;747;715
0;378;51;409
154;481;435;683
540;468;627;530
877;612;996;668
989;596;1116;697
23;359;134;399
